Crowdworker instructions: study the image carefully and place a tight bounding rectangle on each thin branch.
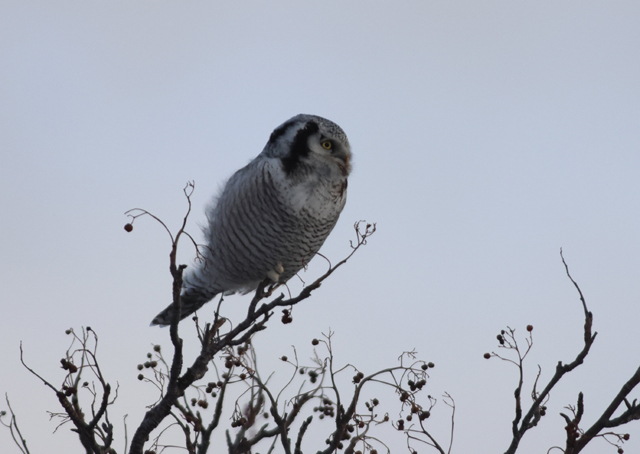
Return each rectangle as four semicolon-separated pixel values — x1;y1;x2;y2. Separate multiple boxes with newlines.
503;251;598;454
2;394;31;454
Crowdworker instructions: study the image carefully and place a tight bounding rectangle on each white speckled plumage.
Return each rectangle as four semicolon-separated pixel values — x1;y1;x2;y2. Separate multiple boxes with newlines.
151;114;351;326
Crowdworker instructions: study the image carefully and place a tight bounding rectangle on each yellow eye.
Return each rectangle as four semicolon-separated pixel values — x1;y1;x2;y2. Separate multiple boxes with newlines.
321;140;332;150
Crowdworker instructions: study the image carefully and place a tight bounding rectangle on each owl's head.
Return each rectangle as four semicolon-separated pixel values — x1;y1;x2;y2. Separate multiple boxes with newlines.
263;114;352;177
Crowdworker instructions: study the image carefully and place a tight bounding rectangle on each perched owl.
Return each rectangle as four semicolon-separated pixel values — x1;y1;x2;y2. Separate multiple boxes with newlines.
151;114;352;326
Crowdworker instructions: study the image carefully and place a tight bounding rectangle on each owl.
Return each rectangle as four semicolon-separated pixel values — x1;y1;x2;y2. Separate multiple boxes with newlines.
151;114;352;326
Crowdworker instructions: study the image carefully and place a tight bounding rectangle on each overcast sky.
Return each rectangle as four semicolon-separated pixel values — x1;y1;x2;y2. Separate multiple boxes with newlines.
1;2;639;453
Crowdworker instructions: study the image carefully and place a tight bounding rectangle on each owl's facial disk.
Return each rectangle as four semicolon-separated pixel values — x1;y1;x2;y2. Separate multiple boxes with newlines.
308;132;351;175
273;114;351;176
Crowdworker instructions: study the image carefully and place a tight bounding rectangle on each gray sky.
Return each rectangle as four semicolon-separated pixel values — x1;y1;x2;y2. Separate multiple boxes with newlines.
1;1;639;453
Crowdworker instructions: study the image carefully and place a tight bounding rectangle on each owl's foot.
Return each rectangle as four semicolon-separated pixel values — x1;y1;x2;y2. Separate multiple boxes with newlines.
266;262;285;282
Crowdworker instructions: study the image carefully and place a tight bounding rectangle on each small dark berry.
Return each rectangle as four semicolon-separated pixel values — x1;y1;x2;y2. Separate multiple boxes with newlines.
137;374;144;380
484;353;491;359
124;223;133;232
526;325;533;332
153;345;161;352
312;338;319;345
281;356;288;361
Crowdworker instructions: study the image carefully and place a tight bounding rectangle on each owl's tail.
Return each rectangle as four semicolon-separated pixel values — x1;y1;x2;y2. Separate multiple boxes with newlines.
150;287;219;327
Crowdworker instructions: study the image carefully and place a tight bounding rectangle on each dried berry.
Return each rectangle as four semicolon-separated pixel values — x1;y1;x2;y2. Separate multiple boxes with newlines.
124;223;133;232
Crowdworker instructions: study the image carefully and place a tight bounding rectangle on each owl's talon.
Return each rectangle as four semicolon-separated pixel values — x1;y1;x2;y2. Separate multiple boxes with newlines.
267;263;284;282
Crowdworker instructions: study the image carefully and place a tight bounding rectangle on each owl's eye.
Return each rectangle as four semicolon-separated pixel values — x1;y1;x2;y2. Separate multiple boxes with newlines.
321;140;332;150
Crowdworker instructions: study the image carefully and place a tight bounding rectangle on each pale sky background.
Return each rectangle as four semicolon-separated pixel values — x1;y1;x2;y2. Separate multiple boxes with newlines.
1;2;639;453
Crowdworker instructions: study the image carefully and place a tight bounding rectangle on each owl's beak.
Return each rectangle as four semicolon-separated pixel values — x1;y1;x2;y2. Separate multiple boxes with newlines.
336;151;351;176
333;149;350;166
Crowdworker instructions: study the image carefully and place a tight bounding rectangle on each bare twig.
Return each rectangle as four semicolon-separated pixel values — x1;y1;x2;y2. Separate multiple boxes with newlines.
500;251;597;454
1;394;31;454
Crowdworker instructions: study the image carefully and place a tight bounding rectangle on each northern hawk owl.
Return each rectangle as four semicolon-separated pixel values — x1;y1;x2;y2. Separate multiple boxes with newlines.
151;114;351;326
